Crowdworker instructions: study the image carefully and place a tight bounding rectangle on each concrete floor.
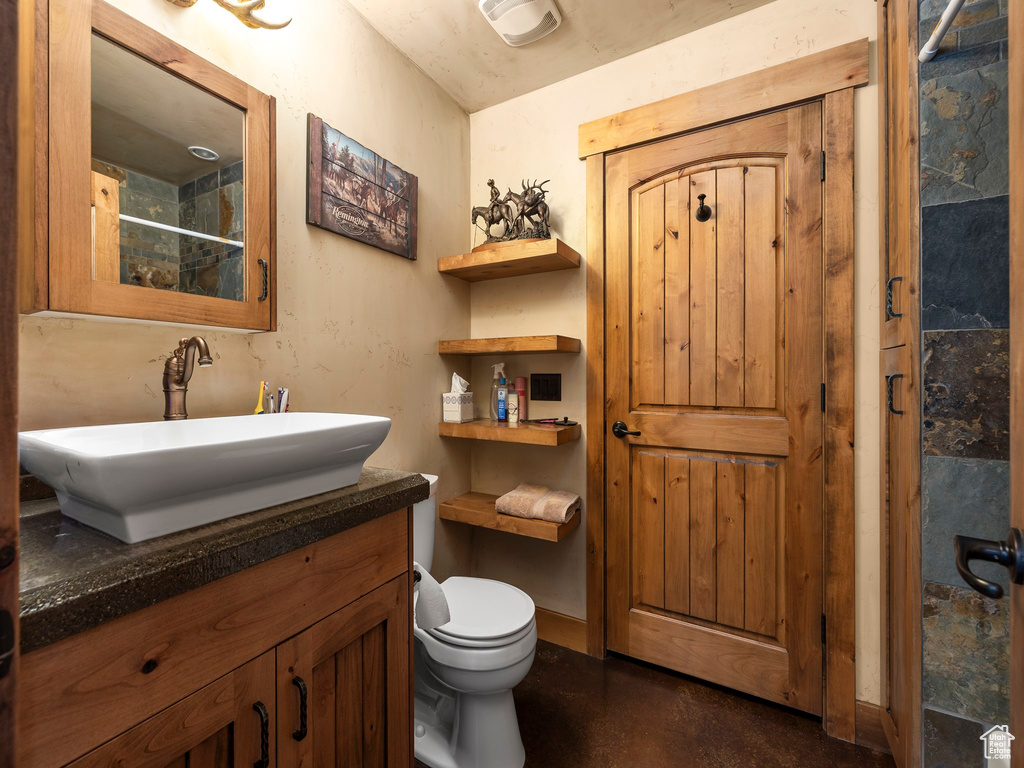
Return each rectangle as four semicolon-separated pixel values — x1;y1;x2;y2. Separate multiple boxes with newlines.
511;641;895;768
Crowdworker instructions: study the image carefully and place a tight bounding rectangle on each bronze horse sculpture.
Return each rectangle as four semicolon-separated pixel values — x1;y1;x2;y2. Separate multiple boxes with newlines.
471;201;515;241
471;177;552;245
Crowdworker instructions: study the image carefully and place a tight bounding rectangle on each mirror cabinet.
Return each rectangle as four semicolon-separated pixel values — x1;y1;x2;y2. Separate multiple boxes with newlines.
22;0;277;331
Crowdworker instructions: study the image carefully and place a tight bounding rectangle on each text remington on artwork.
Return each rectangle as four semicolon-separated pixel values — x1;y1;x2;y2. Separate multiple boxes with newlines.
306;114;418;260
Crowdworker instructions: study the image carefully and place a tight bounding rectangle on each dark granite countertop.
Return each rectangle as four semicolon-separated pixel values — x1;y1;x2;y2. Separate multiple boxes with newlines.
19;467;428;654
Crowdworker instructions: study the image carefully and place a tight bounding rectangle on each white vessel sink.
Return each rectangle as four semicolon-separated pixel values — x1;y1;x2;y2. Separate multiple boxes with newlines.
19;412;391;543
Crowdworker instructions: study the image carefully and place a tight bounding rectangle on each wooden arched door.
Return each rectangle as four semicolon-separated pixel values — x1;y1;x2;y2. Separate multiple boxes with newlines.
604;103;825;713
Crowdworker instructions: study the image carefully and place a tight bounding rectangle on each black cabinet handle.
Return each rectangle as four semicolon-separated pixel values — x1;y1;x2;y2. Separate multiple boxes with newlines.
954;529;1024;599
258;259;269;302
612;421;641;439
886;276;903;319
252;701;269;768
886;374;904;415
291;676;308;741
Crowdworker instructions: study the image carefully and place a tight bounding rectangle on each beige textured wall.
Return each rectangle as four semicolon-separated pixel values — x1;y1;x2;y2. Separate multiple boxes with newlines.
18;0;475;571
468;0;882;703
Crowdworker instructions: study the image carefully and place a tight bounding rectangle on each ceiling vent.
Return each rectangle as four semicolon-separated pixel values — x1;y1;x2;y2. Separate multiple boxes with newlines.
478;0;562;47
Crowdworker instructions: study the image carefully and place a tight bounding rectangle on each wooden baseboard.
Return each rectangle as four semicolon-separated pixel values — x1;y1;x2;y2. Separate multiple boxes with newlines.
535;607;587;654
855;699;891;755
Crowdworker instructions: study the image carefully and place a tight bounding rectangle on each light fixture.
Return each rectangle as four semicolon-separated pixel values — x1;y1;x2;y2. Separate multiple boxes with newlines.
165;0;292;31
188;146;220;162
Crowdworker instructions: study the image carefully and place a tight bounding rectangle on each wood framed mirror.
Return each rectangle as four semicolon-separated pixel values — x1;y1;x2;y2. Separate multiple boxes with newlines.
22;0;277;331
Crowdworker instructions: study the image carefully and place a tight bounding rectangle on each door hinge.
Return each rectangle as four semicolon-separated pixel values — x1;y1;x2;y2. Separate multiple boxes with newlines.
821;613;827;646
821;382;826;413
820;151;826;182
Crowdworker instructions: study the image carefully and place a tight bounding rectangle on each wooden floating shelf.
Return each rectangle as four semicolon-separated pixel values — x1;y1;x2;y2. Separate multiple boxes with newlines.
439;492;580;542
437;238;581;282
438;335;581;356
438;419;581;446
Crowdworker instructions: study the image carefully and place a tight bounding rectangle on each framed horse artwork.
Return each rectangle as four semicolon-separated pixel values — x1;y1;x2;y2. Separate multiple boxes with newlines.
306;114;418;260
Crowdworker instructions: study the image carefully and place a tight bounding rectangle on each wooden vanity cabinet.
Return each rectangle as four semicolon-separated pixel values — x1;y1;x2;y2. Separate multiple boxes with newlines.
64;652;277;768
20;509;413;768
276;578;411;768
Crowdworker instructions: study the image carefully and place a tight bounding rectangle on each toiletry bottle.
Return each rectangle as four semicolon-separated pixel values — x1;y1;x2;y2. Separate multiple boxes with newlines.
497;377;508;422
515;376;528;421
508;386;519;424
490;362;506;420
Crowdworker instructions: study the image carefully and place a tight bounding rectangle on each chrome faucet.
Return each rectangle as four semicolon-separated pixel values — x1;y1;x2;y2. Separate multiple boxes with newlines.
162;336;213;420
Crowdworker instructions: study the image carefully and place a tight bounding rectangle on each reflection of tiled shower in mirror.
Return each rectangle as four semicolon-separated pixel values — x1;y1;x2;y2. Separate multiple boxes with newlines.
89;33;245;302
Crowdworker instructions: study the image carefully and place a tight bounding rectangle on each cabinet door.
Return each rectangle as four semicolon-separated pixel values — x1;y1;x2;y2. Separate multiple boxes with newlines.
879;346;922;767
65;651;276;768
276;576;412;768
877;0;919;350
37;0;276;330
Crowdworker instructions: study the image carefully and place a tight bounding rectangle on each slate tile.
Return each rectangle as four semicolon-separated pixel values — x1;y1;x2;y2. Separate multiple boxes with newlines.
923;707;990;768
921;0;993;22
922;456;1009;590
921;42;1001;80
125;170;178;204
923;329;1009;460
920;63;1008;205
195;169;220;197
178;179;196;203
923;581;1009;724
217;253;245;302
921;196;1009;329
959;16;1008;49
220;161;243;186
121;189;180;228
193;191;219;238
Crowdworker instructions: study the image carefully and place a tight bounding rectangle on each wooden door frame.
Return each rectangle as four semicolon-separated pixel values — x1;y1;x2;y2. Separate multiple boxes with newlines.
582;40;868;741
1009;1;1022;763
0;0;29;762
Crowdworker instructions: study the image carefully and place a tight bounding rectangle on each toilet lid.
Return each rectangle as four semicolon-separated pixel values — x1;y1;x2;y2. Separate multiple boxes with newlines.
431;576;535;643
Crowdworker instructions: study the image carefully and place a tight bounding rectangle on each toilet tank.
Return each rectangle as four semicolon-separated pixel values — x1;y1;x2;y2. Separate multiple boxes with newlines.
413;474;438;572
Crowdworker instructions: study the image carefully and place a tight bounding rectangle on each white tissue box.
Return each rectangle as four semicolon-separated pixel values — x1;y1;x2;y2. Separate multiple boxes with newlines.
442;392;474;423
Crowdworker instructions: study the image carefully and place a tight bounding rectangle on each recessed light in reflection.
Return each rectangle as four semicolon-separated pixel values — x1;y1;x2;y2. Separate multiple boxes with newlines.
187;145;220;162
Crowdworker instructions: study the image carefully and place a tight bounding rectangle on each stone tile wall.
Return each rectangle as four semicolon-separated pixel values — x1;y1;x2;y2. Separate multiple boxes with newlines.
918;1;1010;765
92;160;245;300
92;160;182;291
178;162;245;302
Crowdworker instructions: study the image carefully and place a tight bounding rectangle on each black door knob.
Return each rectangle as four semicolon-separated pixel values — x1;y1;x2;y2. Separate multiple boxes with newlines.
954;528;1024;599
612;421;641;439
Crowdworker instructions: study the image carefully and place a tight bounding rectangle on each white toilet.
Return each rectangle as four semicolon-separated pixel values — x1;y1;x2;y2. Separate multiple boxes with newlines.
413;474;537;768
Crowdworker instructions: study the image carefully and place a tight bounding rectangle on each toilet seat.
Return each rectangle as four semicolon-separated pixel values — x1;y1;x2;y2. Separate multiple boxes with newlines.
416;576;537;672
428;576;535;646
417;619;537;673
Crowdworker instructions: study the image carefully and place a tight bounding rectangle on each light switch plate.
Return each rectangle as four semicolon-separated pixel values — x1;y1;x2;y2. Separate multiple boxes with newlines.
530;373;561;401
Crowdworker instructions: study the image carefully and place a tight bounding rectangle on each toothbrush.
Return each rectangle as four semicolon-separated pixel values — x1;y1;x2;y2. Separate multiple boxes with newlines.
254;381;267;414
279;388;290;413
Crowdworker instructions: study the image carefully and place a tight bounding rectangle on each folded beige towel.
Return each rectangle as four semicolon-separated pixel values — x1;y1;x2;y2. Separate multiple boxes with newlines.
495;483;581;524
